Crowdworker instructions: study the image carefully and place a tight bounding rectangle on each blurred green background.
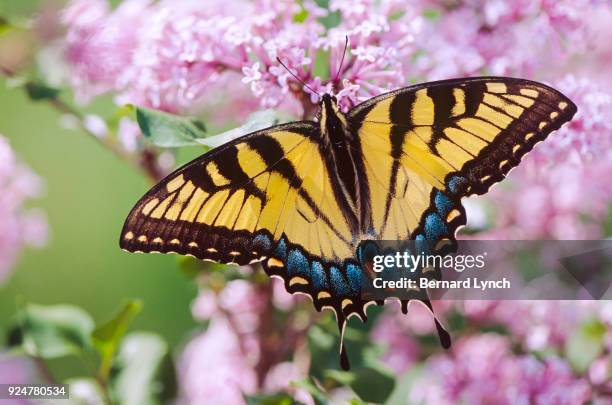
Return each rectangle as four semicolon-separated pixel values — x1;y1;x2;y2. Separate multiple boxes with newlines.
0;0;198;370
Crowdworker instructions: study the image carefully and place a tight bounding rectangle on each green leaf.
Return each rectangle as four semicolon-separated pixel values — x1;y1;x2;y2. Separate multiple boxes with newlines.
195;109;286;149
308;325;340;380
308;317;385;381
349;366;395;404
312;49;330;81
0;15;30;35
245;392;296;405
514;247;542;283
24;82;61;101
324;369;355;385
101;104;135;135
565;318;606;373
0;16;13;35
92;300;143;380
135;106;207;147
385;366;425;405
602;206;612;237
319;11;340;29
111;332;175;405
311;0;340;29
293;0;309;23
291;379;329;405
389;10;406;21
422;8;441;21
11;303;94;359
319;325;396;404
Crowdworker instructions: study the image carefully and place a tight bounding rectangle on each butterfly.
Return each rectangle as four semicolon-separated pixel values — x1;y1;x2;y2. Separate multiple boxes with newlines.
120;77;576;369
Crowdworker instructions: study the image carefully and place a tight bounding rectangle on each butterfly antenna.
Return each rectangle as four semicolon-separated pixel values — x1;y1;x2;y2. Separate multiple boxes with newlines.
334;35;349;83
276;57;320;97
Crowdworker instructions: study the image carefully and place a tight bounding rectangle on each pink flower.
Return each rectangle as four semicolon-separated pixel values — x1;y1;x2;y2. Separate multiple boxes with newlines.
182;277;305;403
411;0;598;79
411;334;591;405
63;0;151;103
264;362;313;405
217;279;268;334
0;353;38;385
178;318;257;405
588;357;611;386
517;356;592;404
0;136;47;284
0;353;40;405
535;75;612;165
458;301;605;353
117;117;141;152
60;0;425;117
371;309;420;373
191;289;217;320
271;277;297;311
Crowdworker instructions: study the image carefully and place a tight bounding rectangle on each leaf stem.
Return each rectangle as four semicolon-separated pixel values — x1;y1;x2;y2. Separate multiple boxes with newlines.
0;65;165;182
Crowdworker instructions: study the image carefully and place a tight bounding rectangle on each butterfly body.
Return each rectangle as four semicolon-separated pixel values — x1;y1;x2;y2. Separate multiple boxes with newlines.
120;77;577;366
316;94;362;236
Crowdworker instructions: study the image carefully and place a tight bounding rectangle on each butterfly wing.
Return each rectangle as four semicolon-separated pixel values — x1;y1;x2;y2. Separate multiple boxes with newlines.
347;77;576;346
350;77;577;241
120;121;368;317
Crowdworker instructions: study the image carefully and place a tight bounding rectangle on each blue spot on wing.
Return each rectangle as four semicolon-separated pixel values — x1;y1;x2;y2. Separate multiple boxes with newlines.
425;213;448;239
253;234;271;252
311;261;328;290
435;191;453;216
448;175;468;195
274;238;287;260
287;249;308;276
345;263;363;293
330;266;349;295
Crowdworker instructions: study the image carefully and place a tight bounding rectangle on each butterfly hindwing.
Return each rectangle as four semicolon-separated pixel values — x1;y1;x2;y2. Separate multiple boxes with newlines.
350;77;577;241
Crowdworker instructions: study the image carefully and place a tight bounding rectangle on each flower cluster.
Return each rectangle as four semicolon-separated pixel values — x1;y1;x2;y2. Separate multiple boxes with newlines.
179;276;310;404
374;300;612;402
61;0;427;117
0;135;47;283
410;334;591;404
409;0;597;79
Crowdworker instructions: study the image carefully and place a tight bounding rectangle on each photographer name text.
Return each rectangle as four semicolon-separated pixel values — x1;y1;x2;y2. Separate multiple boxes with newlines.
373;277;511;291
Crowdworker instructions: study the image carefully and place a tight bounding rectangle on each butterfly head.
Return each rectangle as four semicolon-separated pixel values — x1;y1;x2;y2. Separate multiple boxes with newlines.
320;93;339;116
321;93;337;105
319;93;347;133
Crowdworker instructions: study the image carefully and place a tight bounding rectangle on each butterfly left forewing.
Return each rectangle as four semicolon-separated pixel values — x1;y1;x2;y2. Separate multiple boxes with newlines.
122;123;316;262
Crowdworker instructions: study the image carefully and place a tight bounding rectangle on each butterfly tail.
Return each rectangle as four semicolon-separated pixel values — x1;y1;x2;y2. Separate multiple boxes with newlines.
421;299;452;349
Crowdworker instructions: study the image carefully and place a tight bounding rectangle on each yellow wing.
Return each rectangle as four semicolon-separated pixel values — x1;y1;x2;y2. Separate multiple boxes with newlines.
120;122;369;315
349;77;577;240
